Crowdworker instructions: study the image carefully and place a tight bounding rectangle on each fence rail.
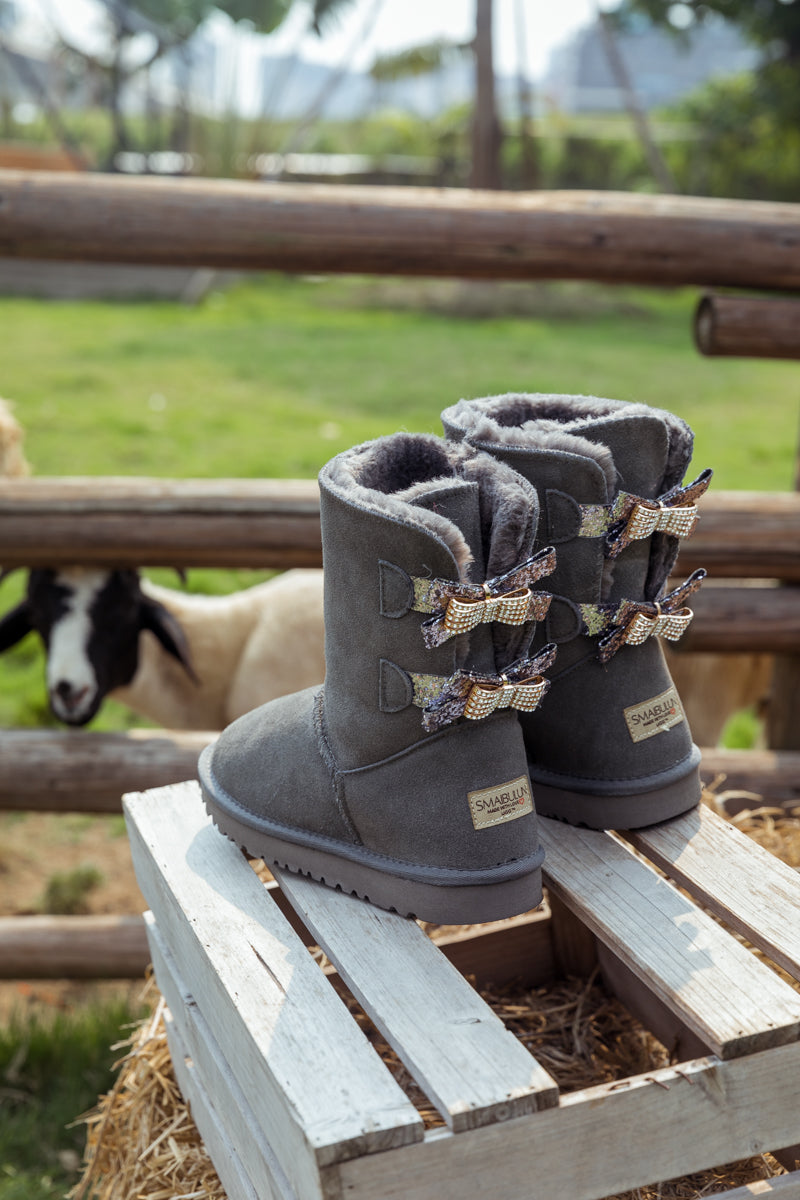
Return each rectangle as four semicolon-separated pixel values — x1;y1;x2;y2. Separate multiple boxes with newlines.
3;173;800;289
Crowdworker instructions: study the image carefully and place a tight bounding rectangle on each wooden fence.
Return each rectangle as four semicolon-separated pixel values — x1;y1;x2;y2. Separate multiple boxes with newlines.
0;173;799;978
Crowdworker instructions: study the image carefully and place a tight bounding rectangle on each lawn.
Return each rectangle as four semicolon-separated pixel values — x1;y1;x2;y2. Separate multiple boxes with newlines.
0;272;797;1198
0;273;797;729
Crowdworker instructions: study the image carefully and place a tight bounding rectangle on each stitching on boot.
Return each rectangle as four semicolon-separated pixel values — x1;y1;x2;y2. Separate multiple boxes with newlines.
313;689;363;845
378;559;414;618
545;597;583;644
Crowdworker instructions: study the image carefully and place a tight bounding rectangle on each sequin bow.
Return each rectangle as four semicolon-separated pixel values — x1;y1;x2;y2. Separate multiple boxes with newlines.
419;547;556;649
595;569;707;663
419;644;558;733
603;469;713;559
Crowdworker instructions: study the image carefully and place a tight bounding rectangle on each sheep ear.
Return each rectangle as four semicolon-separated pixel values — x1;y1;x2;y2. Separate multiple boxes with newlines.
140;599;199;684
0;601;33;652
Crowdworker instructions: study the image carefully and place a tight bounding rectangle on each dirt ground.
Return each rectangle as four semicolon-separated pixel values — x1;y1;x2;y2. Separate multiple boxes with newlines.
0;811;146;1021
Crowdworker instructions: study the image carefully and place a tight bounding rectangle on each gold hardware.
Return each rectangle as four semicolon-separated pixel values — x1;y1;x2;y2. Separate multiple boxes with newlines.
463;673;548;720
622;606;694;647
443;587;532;636
627;501;698;542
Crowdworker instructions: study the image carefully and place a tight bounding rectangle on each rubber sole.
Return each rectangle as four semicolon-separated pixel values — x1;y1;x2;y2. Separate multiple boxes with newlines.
199;748;544;925
531;757;702;831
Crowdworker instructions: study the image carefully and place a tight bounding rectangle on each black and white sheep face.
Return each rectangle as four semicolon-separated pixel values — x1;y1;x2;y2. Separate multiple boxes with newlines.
0;567;196;727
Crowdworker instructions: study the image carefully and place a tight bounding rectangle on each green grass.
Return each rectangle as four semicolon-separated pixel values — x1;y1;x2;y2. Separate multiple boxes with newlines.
0;999;145;1200
0;272;797;733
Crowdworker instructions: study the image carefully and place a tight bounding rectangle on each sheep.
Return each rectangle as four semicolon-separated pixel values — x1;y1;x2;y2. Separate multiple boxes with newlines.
0;566;326;729
0;397;30;478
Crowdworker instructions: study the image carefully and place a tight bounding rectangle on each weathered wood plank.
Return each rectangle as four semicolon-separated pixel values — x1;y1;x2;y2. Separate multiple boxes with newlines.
626;806;800;982
538;818;800;1059
164;1014;264;1200
0;728;209;812
151;919;299;1200
695;293;800;360
333;1042;800;1200
273;868;559;1133
3;174;800;290
123;782;422;1200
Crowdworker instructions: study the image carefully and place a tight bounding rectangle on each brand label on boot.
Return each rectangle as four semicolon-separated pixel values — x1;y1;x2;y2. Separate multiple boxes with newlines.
624;687;685;743
467;775;533;831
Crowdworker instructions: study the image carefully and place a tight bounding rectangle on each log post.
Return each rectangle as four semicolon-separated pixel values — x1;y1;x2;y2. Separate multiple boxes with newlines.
695;293;800;360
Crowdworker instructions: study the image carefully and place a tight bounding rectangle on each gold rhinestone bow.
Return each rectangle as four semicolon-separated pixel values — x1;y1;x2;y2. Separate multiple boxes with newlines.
412;644;558;733
443;586;534;637
415;547;556;649
579;468;713;559
621;605;694;647
463;673;549;720
588;569;707;663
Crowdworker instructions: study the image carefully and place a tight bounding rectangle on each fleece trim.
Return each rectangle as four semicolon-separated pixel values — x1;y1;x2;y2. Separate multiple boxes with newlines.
443;393;695;495
322;432;537;583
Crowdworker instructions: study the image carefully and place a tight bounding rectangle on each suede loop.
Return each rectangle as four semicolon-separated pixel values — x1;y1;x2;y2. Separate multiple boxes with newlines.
545;596;583;644
378;658;414;713
378;560;414;619
546;490;583;543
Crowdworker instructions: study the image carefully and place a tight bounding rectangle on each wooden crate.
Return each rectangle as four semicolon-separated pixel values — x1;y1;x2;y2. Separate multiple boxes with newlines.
123;782;800;1200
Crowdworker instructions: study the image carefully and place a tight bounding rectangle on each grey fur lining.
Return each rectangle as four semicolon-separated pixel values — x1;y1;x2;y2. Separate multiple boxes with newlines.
443;393;695;493
321;433;536;583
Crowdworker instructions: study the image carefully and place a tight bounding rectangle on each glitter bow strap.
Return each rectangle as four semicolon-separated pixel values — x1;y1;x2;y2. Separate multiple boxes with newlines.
579;569;707;664
411;645;558;733
579;469;713;559
415;547;557;649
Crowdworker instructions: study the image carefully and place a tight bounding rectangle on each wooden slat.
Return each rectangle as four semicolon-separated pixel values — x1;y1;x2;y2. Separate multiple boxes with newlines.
273;868;559;1133
334;1042;800;1200
0;476;322;569
0;728;209;812
626;806;800;982
123;782;422;1200
3;173;800;290
0;479;797;580
695;293;800;360
152;922;298;1200
537;817;800;1060
705;1178;800;1200
164;1014;266;1200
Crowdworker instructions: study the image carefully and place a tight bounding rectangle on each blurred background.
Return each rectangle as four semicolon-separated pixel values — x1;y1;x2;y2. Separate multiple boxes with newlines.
0;0;794;197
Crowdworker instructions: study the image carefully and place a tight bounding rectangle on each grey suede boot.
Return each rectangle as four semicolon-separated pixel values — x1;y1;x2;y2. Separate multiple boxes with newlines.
441;394;711;831
199;433;556;923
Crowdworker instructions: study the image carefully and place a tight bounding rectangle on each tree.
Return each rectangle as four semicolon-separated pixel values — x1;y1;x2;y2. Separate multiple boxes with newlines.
612;0;800;199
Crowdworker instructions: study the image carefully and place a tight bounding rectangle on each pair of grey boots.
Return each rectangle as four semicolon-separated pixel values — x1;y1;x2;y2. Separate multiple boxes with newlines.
199;394;711;925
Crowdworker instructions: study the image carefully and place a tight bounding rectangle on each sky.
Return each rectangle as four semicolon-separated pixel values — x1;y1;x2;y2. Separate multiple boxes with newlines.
18;0;602;83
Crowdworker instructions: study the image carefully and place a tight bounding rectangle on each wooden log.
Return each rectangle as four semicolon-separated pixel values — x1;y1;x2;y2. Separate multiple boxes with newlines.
680;583;800;653
695;293;800;359
0;728;211;812
0;479;797;579
0;476;322;569
3;172;800;289
676;490;800;582
0;914;149;978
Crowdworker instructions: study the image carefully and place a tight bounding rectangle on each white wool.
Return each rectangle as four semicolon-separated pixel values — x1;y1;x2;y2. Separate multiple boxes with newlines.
0;398;30;478
112;569;326;730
